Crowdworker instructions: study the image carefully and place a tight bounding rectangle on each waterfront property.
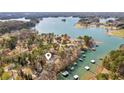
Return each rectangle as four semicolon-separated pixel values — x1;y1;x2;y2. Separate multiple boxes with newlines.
35;17;124;80
1;15;124;80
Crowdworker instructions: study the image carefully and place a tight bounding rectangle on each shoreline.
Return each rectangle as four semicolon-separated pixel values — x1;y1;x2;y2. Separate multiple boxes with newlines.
75;21;124;38
86;66;104;80
107;30;124;38
86;65;110;80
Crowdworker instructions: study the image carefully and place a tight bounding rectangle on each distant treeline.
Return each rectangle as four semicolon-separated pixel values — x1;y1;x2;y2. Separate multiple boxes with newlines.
0;19;39;34
1;12;124;19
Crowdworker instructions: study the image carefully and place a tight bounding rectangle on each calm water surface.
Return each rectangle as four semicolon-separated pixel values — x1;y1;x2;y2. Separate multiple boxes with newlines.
35;17;124;80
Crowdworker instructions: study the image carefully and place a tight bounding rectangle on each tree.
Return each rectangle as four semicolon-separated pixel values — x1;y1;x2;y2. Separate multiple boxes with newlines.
103;56;111;70
110;72;118;80
83;35;92;47
25;74;32;80
0;67;4;76
77;36;83;40
1;72;11;80
96;73;109;80
7;36;17;50
102;48;124;79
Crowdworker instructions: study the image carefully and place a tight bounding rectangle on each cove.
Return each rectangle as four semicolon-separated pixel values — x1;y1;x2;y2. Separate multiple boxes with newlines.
35;17;124;80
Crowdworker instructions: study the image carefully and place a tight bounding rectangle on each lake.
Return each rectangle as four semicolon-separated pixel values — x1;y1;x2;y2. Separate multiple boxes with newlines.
35;17;124;80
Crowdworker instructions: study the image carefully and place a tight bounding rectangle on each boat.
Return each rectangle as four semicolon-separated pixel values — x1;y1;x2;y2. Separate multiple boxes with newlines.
62;71;69;77
84;66;90;71
70;67;74;71
90;59;96;64
92;48;96;51
73;75;79;80
82;55;86;58
81;51;85;54
73;62;77;66
79;58;83;61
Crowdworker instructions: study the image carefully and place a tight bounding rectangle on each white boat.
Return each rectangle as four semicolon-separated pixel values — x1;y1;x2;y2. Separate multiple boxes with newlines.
79;58;83;61
83;54;86;57
73;75;79;80
90;59;96;64
84;66;90;70
70;67;74;71
92;48;96;51
62;71;69;77
73;62;77;66
81;51;85;54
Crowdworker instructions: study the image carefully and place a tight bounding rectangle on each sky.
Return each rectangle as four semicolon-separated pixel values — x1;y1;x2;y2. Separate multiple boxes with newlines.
0;0;124;12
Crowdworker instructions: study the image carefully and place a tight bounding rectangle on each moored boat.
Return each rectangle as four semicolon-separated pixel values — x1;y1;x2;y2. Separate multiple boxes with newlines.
90;59;96;64
91;48;96;51
83;54;86;58
73;62;77;66
81;51;85;54
84;66;90;71
70;67;74;71
62;71;69;77
79;58;83;61
73;75;79;80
